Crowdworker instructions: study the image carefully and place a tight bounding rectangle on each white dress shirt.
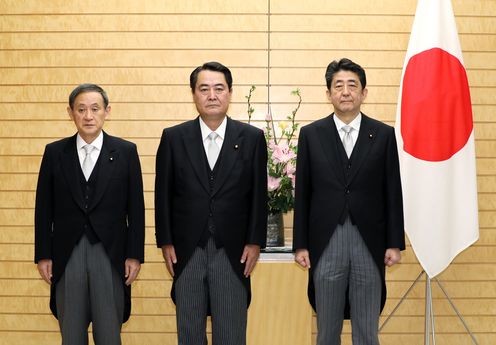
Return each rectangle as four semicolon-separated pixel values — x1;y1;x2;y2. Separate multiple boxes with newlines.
76;131;103;176
199;116;227;158
333;113;362;151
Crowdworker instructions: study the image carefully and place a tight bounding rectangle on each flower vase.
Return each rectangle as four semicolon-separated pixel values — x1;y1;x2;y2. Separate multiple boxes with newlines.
266;212;284;247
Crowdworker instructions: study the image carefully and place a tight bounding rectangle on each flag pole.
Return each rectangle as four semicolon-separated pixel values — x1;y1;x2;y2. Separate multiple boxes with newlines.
379;271;480;345
425;276;435;345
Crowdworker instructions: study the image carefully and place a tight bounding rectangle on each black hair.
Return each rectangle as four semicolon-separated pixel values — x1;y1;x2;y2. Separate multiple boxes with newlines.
325;58;367;90
189;61;233;92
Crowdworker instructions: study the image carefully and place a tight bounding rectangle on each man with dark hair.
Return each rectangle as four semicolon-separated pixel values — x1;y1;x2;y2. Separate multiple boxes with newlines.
189;61;233;91
293;58;405;345
155;61;267;344
35;83;145;345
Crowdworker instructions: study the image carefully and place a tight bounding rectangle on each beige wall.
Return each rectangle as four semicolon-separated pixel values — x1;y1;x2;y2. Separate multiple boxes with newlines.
0;1;495;344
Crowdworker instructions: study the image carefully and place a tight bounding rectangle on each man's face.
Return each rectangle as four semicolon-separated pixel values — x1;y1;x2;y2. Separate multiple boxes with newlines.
192;70;232;120
326;70;367;117
67;91;109;143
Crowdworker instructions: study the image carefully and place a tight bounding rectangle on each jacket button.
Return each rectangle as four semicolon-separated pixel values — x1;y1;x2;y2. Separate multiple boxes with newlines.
346;189;350;194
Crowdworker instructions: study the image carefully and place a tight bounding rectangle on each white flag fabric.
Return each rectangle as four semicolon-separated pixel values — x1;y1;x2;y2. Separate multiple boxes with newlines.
395;0;479;278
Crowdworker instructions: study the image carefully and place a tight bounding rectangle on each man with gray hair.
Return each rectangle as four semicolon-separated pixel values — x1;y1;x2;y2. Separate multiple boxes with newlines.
35;83;145;345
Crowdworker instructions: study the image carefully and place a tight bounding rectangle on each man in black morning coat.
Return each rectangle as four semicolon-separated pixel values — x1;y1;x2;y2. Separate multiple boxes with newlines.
35;84;145;345
293;58;405;345
155;61;267;345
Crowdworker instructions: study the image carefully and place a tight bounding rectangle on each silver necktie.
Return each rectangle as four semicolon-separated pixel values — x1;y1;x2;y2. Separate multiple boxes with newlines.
342;125;354;158
82;144;95;180
207;132;220;169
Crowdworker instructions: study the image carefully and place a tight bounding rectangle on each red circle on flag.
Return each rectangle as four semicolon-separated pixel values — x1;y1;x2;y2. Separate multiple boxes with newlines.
401;48;473;162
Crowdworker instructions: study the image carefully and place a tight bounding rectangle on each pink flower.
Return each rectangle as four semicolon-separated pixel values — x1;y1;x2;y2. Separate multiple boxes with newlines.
285;161;296;175
272;142;297;164
265;113;272;121
268;139;276;150
268;176;282;192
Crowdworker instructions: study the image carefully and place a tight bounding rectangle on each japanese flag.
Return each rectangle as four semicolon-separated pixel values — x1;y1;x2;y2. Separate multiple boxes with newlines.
395;0;479;278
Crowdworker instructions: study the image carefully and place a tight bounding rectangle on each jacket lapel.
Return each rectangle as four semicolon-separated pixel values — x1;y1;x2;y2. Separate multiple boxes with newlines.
182;118;210;194
347;114;376;183
316;115;346;185
89;132;118;211
212;117;242;196
60;134;86;211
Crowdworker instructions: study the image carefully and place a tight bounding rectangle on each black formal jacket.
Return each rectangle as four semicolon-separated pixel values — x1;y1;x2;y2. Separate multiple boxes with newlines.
34;131;145;322
293;113;405;316
155;116;268;306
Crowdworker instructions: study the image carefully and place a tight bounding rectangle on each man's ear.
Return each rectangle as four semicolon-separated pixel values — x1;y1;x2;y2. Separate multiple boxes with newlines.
362;87;368;99
67;106;74;120
104;105;111;119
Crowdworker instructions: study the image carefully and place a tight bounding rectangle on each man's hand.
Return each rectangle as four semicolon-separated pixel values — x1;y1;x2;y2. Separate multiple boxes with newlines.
161;244;177;277
125;258;141;286
240;244;260;277
37;259;53;284
384;248;401;267
295;249;311;269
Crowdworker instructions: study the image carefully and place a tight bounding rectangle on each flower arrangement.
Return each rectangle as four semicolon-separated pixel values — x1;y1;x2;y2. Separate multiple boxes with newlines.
246;86;301;215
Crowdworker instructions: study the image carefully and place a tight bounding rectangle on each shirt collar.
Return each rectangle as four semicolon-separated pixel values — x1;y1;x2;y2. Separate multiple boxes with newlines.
76;131;104;151
333;112;362;132
199;116;227;141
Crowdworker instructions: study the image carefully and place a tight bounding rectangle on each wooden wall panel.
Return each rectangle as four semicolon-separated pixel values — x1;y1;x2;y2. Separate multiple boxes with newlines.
1;32;269;49
0;0;494;344
0;50;269;68
0;67;269;85
1;14;268;32
1;0;269;14
270;0;496;15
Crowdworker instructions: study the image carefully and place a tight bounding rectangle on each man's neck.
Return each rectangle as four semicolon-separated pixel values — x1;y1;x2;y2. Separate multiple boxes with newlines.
334;111;359;125
200;115;226;131
78;131;101;145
